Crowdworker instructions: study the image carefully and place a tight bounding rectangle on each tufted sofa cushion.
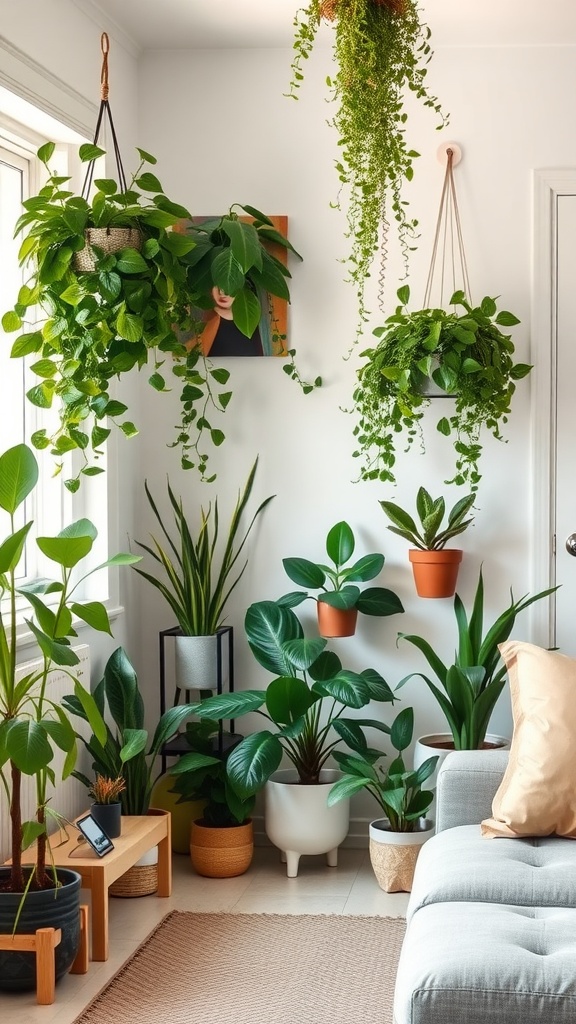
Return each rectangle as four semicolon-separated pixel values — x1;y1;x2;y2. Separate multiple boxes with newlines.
394;902;576;1024
407;824;576;922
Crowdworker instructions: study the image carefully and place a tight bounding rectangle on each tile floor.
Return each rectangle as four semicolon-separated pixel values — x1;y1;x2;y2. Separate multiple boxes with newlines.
2;846;409;1024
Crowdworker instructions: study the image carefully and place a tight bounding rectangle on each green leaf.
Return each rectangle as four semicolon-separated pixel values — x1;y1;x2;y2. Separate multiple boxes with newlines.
37;141;56;164
356;587;404;617
0;444;38;514
71;601;112;635
2;310;22;332
226;731;284;797
231;287;261;338
7;720;53;774
79;143;106;162
0;522;32;573
495;310;520;327
36;531;93;568
120;421;139;438
265;675;316;725
149;372;167;392
282;557;325;589
135;172;163;192
222;219;262;273
390;707;414;752
11;332;43;357
245;601;303;676
136;147;157;165
115;249;149;274
326;521;354;566
437;417;451;436
480;296;497;317
211;248;245;296
397;284;410;306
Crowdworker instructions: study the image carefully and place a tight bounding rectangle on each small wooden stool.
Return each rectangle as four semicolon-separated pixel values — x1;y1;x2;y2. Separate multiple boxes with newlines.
0;903;88;1005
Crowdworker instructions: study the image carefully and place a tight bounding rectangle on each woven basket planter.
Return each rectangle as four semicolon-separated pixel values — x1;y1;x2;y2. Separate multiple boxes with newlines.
320;0;406;19
73;226;142;272
190;820;253;878
109;861;158;899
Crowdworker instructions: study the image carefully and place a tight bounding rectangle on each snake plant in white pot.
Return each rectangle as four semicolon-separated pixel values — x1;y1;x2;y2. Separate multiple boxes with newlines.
133;459;274;693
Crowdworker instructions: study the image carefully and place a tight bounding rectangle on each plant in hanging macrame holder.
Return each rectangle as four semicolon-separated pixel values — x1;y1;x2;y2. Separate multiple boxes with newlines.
351;147;530;490
287;0;447;340
1;35;319;487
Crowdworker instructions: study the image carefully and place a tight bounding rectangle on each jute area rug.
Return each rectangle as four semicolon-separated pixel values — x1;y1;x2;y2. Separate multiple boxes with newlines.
73;911;405;1024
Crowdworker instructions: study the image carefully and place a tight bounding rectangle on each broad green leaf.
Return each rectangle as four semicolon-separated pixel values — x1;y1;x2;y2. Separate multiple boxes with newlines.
71;601;112;635
221;219;262;273
0;444;38;514
231;287;261;338
326;521;355;566
225;731;283;797
265;675;316;725
282;557;325;589
390;707;414;752
356;587;404;617
211;248;245;296
6;720;53;773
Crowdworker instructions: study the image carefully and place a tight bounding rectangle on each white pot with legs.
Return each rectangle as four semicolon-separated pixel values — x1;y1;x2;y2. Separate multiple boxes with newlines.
264;768;349;878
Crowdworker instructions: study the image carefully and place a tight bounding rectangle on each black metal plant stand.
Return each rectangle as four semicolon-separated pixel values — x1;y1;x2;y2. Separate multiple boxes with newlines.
159;625;242;772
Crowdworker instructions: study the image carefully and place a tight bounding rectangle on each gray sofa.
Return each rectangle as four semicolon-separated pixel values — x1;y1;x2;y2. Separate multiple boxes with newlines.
393;750;576;1024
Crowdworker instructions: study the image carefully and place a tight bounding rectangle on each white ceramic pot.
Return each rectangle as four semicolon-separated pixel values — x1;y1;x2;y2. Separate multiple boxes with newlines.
414;732;510;790
264;768;349;878
369;818;434;893
174;634;228;692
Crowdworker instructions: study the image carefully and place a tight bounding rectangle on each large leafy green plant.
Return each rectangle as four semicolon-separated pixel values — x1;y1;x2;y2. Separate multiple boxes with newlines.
282;520;403;616
288;0;447;337
133;459;274;636
328;707;438;831
0;444;139;896
352;287;530;489
188;599;397;793
168;720;255;827
397;569;557;750
2;144;316;486
63;646;197;814
380;488;475;550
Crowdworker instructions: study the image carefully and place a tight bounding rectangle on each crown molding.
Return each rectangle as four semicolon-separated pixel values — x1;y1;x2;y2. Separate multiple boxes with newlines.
72;0;142;59
0;35;98;138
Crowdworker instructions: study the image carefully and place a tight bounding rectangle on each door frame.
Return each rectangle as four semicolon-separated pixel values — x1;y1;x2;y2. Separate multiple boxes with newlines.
532;169;576;647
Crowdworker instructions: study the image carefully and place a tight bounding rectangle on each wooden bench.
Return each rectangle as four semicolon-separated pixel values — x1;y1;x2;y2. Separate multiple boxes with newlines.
19;810;171;961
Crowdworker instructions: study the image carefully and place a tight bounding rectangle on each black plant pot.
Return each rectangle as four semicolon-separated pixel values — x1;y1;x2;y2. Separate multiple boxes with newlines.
91;801;122;839
0;867;81;992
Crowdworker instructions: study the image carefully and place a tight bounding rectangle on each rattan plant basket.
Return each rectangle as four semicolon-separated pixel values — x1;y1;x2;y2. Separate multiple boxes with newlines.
109;862;158;899
73;226;142;272
190;820;254;878
320;0;406;19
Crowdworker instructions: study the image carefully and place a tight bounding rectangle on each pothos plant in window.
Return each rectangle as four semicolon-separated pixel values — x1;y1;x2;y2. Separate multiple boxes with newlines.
287;0;447;340
352;286;531;490
1;143;318;488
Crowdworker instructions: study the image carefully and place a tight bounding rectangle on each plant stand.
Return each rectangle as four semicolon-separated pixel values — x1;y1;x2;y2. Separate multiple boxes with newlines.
0;904;88;1004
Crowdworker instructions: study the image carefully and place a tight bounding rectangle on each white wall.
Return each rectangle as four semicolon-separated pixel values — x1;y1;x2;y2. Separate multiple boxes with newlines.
131;41;576;749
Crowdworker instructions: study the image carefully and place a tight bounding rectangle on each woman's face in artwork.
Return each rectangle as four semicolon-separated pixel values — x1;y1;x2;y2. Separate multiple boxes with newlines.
211;286;235;314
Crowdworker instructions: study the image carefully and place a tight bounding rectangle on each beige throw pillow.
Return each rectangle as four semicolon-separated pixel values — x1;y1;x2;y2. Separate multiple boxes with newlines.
481;640;576;839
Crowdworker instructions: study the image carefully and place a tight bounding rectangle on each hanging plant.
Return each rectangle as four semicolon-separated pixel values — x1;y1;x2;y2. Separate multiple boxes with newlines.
1;35;320;487
287;0;447;338
351;286;530;490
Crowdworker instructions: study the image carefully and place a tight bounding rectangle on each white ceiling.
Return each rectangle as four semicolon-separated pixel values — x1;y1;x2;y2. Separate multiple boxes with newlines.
81;0;576;52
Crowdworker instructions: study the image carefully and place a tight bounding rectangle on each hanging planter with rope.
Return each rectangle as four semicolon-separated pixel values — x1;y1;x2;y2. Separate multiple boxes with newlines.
287;0;448;343
351;143;531;491
2;34;318;487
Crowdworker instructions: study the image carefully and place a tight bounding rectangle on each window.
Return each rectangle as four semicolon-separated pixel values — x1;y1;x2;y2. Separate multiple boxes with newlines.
0;103;112;613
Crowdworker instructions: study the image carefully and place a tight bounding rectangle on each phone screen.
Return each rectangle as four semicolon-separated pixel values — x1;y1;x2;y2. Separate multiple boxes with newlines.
77;813;114;856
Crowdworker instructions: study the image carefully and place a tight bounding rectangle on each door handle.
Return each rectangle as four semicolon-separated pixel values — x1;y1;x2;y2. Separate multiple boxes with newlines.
566;534;576;556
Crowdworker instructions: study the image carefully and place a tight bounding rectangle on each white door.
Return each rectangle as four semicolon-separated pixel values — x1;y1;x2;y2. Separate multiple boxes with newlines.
555;194;576;653
533;173;576;654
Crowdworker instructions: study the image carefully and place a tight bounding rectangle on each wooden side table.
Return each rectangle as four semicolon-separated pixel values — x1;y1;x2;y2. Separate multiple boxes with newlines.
19;811;171;962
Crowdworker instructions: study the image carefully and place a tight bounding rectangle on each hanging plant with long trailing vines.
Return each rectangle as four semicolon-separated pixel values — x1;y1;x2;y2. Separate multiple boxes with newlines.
287;0;448;342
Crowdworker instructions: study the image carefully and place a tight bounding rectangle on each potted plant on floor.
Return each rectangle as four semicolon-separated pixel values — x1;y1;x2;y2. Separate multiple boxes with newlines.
281;520;404;637
169;719;256;878
396;568;557;782
0;443;139;990
287;0;447;339
133;458;274;693
352;287;531;489
329;707;438;891
379;487;475;598
2;144;316;486
188;598;398;876
64;646;198;895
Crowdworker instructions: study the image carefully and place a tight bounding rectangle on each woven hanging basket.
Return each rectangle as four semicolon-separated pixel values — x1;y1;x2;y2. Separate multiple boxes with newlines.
320;0;406;20
72;226;143;272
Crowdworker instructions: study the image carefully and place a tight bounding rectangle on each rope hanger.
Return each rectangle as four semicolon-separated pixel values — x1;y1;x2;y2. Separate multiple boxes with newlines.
81;32;128;200
423;143;472;309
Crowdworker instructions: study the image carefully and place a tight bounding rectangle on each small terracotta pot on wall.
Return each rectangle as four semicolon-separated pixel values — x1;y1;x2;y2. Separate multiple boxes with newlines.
317;601;358;638
409;549;463;599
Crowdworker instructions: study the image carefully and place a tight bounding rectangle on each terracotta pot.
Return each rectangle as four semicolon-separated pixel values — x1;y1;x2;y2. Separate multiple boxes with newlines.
317;601;358;638
190;820;253;878
409;549;463;598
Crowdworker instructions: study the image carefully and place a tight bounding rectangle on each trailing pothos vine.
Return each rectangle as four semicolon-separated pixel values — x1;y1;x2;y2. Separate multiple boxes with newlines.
352;287;531;491
287;0;448;341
